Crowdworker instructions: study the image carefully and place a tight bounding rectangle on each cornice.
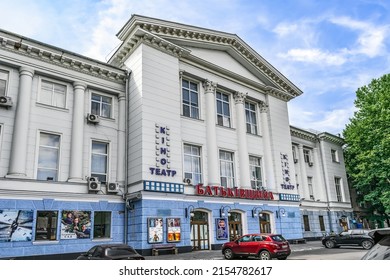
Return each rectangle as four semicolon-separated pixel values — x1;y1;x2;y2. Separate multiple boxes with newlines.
111;15;303;98
290;126;317;142
318;132;345;145
0;32;126;83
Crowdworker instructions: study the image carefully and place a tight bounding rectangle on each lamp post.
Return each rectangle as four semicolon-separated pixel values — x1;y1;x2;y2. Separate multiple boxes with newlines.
185;205;195;218
220;205;232;218
251;207;264;218
276;208;286;235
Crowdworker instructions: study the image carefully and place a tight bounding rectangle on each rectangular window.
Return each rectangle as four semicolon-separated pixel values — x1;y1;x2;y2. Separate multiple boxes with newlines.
91;93;112;118
331;149;339;162
335;177;342;202
319;216;326;231
91;141;109;183
292;146;298;163
93;211;111;239
216;92;231;127
0;70;9;96
303;215;310;231
37;132;60;181
40;80;66;108
303;149;311;163
307;176;314;199
35;211;58;241
219;150;235;187
183;144;202;185
245;102;258;134
249;156;263;189
182;79;199;119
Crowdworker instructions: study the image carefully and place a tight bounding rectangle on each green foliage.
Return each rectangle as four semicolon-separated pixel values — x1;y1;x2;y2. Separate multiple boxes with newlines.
343;73;390;215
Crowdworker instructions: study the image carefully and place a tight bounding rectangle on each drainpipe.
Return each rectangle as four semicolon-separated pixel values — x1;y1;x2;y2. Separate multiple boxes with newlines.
124;70;132;244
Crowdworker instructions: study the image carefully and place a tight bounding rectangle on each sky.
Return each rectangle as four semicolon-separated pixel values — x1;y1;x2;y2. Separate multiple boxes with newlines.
1;0;389;136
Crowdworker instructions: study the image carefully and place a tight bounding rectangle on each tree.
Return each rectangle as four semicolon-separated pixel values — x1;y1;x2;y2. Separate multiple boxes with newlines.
343;73;390;223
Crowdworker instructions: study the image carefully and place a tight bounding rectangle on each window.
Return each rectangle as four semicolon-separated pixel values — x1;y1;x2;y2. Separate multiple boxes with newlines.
249;156;263;189
93;211;111;239
303;149;311;163
245;102;257;134
182;79;199;119
35;211;58;241
91;141;109;183
307;176;314;199
331;149;339;162
37;132;60;181
219;150;235;187
303;215;310;231
260;213;271;233
0;70;9;96
40;80;66;108
335;177;342;202
292;146;298;163
91;93;112;118
319;216;326;231
183;144;202;185
216;92;231;127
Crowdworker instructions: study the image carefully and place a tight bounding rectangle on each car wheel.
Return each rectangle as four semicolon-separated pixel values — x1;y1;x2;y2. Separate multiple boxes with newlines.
324;240;335;248
362;240;373;250
223;249;235;260
258;250;271;260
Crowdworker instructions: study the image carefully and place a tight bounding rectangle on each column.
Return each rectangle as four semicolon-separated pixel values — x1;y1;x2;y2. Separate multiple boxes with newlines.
297;144;308;198
116;90;126;186
313;147;326;200
203;80;219;186
234;92;250;187
68;82;86;182
8;67;34;177
259;101;276;191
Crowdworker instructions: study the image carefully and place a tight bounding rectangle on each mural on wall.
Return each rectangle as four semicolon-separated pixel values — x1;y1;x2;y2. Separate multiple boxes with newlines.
167;218;181;242
0;210;33;242
148;217;163;243
61;210;91;239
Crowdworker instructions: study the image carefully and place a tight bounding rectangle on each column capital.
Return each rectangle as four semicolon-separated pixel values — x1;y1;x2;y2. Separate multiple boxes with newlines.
73;81;87;90
203;79;217;92
19;66;34;77
233;91;247;104
259;101;268;113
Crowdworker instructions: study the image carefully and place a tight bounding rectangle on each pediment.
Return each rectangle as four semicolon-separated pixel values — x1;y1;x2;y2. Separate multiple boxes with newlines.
110;15;302;100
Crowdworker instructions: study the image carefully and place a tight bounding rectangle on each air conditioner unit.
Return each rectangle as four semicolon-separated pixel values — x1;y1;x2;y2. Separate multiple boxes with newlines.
294;158;298;163
87;113;100;124
107;182;119;193
88;177;101;191
183;178;192;185
308;162;313;167
0;96;13;108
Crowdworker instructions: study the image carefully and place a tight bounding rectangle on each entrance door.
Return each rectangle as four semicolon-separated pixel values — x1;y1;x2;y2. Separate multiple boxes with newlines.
228;212;242;241
260;213;271;233
190;211;209;251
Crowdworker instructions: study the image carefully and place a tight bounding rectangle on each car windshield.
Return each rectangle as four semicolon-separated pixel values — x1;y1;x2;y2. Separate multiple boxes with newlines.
106;247;138;257
270;235;286;242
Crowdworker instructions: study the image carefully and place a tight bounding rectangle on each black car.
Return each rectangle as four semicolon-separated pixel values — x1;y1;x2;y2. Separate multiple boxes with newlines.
361;228;390;260
322;229;374;250
77;244;145;260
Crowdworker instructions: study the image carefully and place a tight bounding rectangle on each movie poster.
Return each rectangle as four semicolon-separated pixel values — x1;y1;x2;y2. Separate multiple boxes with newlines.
61;210;91;239
167;218;181;242
148;217;163;243
216;218;228;240
0;209;33;242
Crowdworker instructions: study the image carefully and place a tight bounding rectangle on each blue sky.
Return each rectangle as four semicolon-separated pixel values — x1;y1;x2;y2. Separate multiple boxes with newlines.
1;0;389;135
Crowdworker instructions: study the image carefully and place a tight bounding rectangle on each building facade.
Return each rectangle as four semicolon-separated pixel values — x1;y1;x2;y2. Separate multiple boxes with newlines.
0;15;352;259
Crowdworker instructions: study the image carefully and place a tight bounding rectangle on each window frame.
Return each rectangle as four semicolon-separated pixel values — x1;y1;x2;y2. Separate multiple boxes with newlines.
219;150;235;187
0;69;9;97
331;149;339;163
91;92;113;119
38;78;68;109
303;215;310;231
249;155;263;189
245;101;258;135
35;210;59;241
335;177;343;202
93;211;112;239
91;140;109;183
181;78;200;119
319;215;326;231
37;131;61;181
303;148;311;163
183;143;202;185
216;91;231;128
307;176;314;199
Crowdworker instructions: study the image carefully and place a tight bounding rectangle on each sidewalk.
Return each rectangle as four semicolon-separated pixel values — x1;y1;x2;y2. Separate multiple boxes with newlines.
144;241;323;260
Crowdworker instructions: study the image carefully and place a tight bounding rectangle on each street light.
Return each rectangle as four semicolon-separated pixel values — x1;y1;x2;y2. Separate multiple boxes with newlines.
276;208;286;219
220;205;232;218
185;205;195;218
251;207;264;218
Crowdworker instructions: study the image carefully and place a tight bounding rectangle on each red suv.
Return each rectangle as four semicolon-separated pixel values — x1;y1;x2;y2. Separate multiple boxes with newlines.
221;233;291;260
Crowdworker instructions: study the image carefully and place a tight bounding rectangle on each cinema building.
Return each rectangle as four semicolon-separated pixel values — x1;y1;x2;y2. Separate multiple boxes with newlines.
0;15;353;258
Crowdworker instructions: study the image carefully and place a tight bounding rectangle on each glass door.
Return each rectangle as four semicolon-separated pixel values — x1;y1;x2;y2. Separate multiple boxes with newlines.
190;211;209;250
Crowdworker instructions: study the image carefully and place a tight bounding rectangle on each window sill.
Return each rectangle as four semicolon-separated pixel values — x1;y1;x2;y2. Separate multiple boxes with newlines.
92;238;112;242
36;102;69;112
180;115;204;122
33;240;60;245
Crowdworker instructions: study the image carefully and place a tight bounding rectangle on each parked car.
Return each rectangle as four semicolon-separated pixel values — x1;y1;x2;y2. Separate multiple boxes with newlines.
221;233;291;260
361;228;390;260
77;244;145;260
322;229;374;250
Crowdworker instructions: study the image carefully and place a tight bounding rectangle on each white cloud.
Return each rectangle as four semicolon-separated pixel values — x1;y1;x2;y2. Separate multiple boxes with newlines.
279;48;347;66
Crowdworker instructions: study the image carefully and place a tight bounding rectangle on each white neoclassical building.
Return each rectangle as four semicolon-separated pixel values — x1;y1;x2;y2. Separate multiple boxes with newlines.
0;15;353;259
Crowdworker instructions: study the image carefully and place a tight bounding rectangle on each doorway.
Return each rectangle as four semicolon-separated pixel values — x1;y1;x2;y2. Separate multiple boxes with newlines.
228;212;242;241
190;211;209;250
